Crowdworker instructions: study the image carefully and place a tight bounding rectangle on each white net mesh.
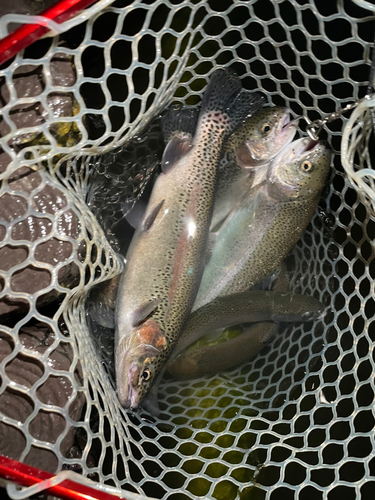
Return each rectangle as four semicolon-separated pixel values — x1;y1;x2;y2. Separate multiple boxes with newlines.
1;0;375;499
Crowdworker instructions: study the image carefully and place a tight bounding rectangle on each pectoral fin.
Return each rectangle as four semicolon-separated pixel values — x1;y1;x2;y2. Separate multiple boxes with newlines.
91;304;115;329
131;298;162;328
143;199;165;231
87;275;120;329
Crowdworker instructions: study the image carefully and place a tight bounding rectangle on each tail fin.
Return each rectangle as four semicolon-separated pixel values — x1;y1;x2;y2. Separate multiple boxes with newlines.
200;68;265;138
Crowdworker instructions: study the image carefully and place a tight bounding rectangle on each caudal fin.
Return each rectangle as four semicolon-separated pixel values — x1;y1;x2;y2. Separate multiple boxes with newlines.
200;68;265;138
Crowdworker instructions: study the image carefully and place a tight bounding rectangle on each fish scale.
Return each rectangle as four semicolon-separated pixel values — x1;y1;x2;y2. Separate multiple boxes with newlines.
88;107;297;331
194;138;332;310
115;69;265;409
211;106;298;230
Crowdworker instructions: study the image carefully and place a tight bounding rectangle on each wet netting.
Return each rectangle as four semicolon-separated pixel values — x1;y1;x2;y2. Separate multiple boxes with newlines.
1;0;375;499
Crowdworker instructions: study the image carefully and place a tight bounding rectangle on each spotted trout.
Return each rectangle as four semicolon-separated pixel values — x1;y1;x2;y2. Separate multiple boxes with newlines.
167;262;324;380
88;109;297;329
115;69;265;409
211;106;298;230
194;137;331;309
162;106;299;232
167;290;325;379
169;288;325;363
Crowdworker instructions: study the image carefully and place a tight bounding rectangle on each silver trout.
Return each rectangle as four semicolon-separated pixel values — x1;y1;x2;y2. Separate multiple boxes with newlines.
194;137;331;309
168;289;325;366
167;262;324;379
115;69;265;409
211;106;298;231
167;322;272;379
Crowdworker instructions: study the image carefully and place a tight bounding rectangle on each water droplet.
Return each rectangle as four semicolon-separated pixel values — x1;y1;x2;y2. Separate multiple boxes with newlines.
318;208;335;228
327;243;339;261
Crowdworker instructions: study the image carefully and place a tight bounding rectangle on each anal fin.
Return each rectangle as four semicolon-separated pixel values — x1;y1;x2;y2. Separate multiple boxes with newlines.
161;106;199;173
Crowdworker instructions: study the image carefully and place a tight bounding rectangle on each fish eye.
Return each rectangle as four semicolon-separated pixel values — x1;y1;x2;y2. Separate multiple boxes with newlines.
261;123;271;135
301;160;314;172
141;369;151;381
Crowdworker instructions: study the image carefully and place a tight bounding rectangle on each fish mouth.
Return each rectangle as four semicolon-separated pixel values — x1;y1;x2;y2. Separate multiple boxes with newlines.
288;137;319;156
128;362;141;410
118;386;140;410
116;355;141;409
129;384;140;410
275;114;299;155
282;116;300;131
304;139;319;152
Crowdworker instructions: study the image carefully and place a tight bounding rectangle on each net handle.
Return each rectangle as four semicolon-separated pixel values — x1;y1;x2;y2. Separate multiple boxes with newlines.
0;455;132;500
0;0;99;67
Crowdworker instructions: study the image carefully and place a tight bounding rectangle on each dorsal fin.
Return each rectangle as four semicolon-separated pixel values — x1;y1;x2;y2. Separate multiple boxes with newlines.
143;199;165;231
131;298;162;328
161;106;199;144
199;68;265;139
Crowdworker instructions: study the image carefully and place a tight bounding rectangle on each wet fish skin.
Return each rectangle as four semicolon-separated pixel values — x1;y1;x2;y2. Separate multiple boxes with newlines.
169;289;325;361
167;290;325;380
226;106;298;167
211;106;298;231
167;322;272;380
194;138;331;309
115;69;265;410
167;262;324;380
160;106;298;232
88;109;294;363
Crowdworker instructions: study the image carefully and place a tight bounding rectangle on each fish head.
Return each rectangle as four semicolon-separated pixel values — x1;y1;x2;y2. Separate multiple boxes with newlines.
267;137;331;202
116;319;167;410
234;106;298;167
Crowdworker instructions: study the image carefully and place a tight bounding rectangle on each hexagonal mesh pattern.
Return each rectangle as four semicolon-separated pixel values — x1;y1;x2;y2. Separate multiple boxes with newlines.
1;0;375;499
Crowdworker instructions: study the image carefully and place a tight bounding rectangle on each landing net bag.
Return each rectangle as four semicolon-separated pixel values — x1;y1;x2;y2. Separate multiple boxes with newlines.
0;1;375;499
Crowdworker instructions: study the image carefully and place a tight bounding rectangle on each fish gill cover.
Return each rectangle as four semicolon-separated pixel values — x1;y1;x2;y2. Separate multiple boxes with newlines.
0;1;375;499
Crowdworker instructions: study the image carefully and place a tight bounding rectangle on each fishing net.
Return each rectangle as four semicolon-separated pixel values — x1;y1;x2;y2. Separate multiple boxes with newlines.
1;0;375;498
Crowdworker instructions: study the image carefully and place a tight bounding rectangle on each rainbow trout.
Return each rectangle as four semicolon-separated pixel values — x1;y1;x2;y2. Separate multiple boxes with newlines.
115;69;265;409
168;322;273;379
167;263;322;380
169;288;324;362
211;106;298;230
167;290;325;379
88;109;297;329
194;137;331;309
